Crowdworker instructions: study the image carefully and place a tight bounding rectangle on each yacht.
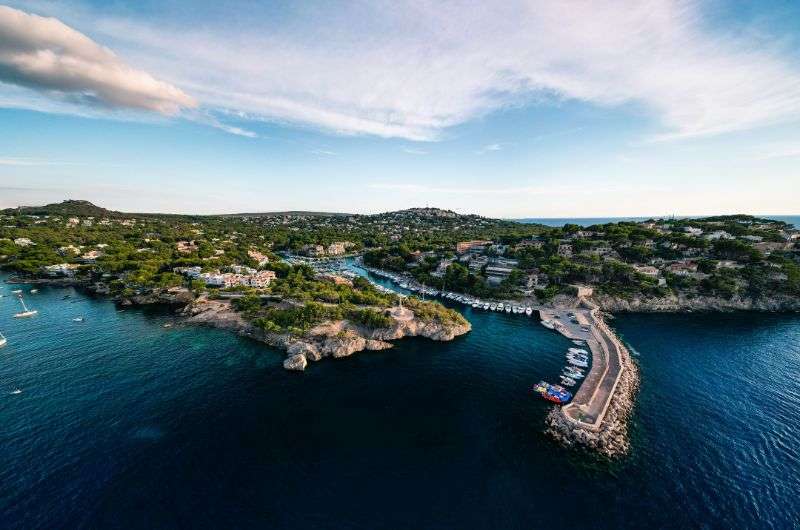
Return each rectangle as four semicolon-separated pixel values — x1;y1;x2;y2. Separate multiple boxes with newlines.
497;303;504;311
489;303;497;311
11;289;22;294
504;306;511;313
483;303;489;310
13;296;38;318
0;331;6;348
30;289;38;294
72;317;85;322
541;320;555;330
559;376;577;387
525;307;533;316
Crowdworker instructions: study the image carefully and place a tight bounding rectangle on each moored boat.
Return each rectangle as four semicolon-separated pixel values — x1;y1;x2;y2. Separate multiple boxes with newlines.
0;331;6;348
532;381;572;404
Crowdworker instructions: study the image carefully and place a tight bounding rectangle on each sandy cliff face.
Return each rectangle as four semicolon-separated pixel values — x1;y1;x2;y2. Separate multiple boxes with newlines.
181;298;471;371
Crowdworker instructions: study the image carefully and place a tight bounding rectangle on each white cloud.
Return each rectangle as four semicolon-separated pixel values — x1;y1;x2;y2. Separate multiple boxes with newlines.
0;5;195;115
5;1;800;141
401;147;428;155
475;143;504;155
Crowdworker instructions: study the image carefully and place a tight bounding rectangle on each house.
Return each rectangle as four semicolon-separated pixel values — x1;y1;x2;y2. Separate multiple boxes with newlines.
327;242;347;255
557;244;573;257
176;240;198;253
13;238;34;247
301;244;325;257
58;245;81;255
42;263;80;277
683;227;703;236
515;238;544;250
248;249;270;266
633;265;660;277
705;230;733;240
456;240;492;254
79;250;104;263
666;261;698;275
246;270;276;288
174;266;203;278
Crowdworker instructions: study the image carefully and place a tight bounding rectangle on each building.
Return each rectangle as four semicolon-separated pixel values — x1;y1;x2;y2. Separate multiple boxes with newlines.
79;250;104;263
42;263;80;277
683;226;703;236
484;265;514;285
327;242;347;255
300;244;325;257
515;238;544;250
468;255;489;272
633;265;660;277
705;230;733;240
13;238;34;247
248;249;270;266
456;240;492;254
176;240;198;253
557;244;573;257
666;261;698;276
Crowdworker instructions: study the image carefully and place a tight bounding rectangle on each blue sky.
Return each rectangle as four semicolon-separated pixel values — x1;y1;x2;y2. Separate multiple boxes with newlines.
1;1;799;217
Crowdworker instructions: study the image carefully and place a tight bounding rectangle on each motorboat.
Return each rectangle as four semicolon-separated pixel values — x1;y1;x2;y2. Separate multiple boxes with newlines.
568;348;589;355
525;307;533;316
30;289;38;294
572;340;585;346
559;376;577;387
540;320;555;330
11;289;22;294
532;381;572;404
0;331;6;348
72;317;85;322
483;303;489;310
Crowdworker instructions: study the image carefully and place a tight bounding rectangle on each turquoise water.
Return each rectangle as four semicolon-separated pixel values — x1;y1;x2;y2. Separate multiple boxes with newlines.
1;273;799;528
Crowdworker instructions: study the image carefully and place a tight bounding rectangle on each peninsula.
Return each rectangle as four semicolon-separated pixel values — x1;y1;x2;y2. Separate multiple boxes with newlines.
2;200;798;457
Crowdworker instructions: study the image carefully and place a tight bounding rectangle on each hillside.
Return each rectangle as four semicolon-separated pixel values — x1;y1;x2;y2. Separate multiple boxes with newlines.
2;200;120;218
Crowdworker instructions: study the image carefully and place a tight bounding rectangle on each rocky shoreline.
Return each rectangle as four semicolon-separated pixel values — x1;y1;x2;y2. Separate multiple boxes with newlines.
545;351;639;458
180;297;471;371
594;293;800;313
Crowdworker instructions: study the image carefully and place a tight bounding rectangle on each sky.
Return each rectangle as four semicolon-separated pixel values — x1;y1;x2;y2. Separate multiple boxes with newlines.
0;0;799;217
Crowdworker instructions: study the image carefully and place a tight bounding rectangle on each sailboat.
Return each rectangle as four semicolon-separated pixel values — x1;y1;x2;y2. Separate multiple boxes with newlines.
14;295;38;318
0;331;6;348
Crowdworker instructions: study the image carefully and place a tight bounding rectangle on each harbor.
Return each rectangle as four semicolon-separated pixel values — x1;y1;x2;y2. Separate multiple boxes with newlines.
350;260;639;456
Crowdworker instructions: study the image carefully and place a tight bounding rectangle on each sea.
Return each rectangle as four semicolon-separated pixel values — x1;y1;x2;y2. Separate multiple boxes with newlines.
1;266;800;528
517;214;800;228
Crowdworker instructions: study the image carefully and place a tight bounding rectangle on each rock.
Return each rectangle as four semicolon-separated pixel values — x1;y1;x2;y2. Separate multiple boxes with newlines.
283;353;307;371
365;339;393;351
287;341;322;362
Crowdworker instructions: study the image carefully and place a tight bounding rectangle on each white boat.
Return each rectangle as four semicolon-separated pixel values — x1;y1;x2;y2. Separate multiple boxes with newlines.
541;320;555;330
10;389;22;395
572;340;585;346
471;302;479;308
505;306;511;313
11;289;22;294
560;376;577;387
564;368;585;379
497;303;504;310
525;307;533;316
568;348;589;355
30;289;38;294
14;296;37;318
483;303;489;310
72;317;85;322
0;331;6;348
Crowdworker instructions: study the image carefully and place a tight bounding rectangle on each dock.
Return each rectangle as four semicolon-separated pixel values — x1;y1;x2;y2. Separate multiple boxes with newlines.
539;302;639;456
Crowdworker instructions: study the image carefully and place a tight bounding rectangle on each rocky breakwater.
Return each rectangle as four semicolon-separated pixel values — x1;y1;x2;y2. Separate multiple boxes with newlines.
181;298;471;371
545;312;640;458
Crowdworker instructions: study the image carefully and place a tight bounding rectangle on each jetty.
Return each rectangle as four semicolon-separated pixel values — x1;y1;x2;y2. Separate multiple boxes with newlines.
540;302;639;457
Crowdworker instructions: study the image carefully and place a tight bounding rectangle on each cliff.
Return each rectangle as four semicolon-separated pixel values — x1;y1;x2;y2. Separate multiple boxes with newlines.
181;298;471;371
593;293;800;313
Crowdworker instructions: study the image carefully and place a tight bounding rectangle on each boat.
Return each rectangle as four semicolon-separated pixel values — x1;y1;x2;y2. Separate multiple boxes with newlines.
568;348;589;355
0;331;6;348
471;302;479;308
497;303;504;310
572;340;585;346
10;389;22;395
525;307;533;316
567;356;588;368
30;289;38;294
489;304;497;311
559;376;577;387
564;368;585;379
11;289;22;294
504;306;511;313
540;320;555;330
532;381;572;404
72;317;84;322
483;303;489;310
13;296;38;318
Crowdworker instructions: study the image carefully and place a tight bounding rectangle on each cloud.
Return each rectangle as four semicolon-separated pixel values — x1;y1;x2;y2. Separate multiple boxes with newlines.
0;5;195;115
475;143;504;155
401;147;428;155
4;1;800;141
310;149;337;156
0;156;80;166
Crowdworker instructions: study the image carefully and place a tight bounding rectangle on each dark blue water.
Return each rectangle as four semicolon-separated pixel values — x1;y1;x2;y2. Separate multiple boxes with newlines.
517;215;800;228
2;274;799;529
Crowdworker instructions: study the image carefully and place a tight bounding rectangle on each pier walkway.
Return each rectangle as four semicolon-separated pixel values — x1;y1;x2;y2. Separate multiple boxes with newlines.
540;305;626;430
